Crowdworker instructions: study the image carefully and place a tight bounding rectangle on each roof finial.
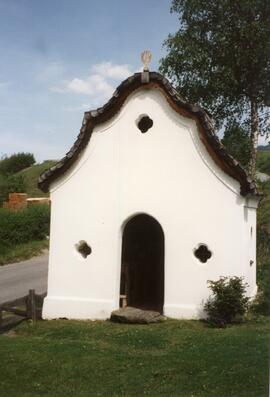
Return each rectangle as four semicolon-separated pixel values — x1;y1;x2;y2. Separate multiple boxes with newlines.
141;50;152;83
141;50;152;72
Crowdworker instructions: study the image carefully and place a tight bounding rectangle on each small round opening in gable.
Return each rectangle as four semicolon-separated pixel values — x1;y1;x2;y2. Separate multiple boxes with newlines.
137;115;153;133
75;240;92;258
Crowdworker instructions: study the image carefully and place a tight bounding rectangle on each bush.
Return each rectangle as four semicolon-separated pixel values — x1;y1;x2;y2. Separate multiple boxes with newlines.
0;152;35;176
250;260;270;316
250;225;270;315
0;205;50;248
204;276;250;327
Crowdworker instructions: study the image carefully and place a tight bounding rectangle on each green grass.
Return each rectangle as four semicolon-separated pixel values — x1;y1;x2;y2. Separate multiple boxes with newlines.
0;239;49;265
0;319;269;397
16;160;57;197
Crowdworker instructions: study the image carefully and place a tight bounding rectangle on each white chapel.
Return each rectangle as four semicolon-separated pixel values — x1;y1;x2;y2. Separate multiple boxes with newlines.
39;54;259;320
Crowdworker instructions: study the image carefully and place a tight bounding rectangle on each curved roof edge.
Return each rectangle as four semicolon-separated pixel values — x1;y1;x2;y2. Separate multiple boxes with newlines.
38;71;258;196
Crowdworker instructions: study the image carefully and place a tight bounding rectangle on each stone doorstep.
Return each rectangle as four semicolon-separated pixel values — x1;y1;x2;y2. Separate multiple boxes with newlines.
110;306;166;324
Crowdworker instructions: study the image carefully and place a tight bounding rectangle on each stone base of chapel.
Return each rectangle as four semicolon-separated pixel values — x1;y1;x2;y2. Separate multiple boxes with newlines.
42;296;116;320
42;296;204;320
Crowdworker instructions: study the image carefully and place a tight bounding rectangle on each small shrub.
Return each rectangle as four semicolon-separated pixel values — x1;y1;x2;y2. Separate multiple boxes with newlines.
204;276;249;327
0;204;50;247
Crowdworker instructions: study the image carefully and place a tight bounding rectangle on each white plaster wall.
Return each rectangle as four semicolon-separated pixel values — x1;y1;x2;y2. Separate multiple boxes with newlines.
43;88;258;320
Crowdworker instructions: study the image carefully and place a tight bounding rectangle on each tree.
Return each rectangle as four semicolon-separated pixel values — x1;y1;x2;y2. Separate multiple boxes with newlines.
0;174;25;205
222;123;251;168
0;152;35;176
160;0;270;177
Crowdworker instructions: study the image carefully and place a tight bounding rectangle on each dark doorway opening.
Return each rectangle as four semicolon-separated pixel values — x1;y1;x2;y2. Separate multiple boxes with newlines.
120;214;164;313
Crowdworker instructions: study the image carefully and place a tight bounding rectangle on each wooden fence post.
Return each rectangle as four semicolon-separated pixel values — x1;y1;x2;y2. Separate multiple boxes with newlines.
28;289;37;323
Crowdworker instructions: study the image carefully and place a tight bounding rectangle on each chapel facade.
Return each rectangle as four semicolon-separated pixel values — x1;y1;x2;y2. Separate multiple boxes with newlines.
39;66;259;320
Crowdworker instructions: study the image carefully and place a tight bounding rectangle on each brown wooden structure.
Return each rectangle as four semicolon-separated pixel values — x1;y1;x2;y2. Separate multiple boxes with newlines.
0;290;45;332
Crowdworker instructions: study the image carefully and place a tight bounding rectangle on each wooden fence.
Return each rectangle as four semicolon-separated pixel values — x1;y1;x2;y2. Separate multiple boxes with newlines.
0;289;45;332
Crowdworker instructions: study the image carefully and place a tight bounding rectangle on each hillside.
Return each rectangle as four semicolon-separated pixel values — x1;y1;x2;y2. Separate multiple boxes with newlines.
258;144;270;151
17;160;57;197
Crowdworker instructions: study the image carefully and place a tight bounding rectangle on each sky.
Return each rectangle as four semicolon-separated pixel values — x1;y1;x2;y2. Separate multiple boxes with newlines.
0;0;180;162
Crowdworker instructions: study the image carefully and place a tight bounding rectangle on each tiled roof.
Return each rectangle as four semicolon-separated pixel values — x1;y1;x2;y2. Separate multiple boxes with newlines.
38;72;257;196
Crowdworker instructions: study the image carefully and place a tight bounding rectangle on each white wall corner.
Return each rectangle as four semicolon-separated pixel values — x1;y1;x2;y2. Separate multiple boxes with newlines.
244;194;260;209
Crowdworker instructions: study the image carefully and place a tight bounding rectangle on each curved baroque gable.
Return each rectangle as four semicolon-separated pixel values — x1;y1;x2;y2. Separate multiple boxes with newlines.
38;72;258;196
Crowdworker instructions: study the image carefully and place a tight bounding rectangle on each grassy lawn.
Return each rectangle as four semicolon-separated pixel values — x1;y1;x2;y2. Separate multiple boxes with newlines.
0;239;48;265
0;319;269;397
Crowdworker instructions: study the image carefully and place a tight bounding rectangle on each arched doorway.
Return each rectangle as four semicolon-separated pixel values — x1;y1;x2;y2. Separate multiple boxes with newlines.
120;214;164;313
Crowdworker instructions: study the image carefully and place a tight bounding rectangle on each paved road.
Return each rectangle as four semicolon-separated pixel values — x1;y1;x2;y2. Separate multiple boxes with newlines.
0;253;48;304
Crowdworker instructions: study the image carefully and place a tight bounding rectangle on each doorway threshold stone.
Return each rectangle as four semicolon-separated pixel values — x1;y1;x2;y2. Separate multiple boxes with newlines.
110;307;166;324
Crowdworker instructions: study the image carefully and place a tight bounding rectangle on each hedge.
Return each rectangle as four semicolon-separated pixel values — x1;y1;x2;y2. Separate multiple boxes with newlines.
0;205;50;248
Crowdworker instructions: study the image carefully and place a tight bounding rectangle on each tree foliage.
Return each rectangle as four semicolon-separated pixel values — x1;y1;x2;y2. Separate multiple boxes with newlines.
0;152;35;176
221;123;251;168
160;0;270;175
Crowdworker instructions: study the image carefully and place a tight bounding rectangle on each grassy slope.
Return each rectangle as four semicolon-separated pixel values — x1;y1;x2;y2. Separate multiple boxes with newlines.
16;160;57;197
0;319;269;397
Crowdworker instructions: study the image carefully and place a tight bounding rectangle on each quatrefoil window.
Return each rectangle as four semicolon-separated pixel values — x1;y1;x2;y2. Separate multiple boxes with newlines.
194;244;212;263
137;115;153;133
75;240;92;258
